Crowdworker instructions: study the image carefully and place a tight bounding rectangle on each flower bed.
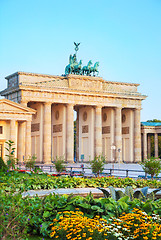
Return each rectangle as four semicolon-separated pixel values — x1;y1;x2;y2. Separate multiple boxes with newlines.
50;209;161;240
1;171;161;192
1;187;161;239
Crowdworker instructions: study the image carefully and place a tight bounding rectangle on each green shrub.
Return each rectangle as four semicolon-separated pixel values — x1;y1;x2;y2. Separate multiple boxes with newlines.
5;140;16;170
54;156;65;173
140;157;161;179
90;155;105;176
25;155;37;171
0;191;29;239
0;157;7;171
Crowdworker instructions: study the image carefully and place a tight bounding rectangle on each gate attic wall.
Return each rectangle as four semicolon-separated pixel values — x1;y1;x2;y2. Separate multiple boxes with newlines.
1;72;146;163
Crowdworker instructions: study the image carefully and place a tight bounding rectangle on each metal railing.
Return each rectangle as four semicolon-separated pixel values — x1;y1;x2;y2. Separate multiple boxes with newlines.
15;163;158;179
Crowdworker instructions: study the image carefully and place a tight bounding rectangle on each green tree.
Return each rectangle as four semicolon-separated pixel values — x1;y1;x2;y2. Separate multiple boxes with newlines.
147;119;161;122
24;154;37;171
90;155;105;177
5;140;16;170
54;156;65;173
140;157;161;179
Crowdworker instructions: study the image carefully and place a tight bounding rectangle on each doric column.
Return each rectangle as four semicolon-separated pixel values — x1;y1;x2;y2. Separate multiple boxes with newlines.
134;108;141;162
66;104;74;163
115;107;122;162
18;122;25;162
147;134;151;158
25;120;31;158
95;106;102;156
110;108;115;162
129;109;134;162
76;108;79;162
155;133;158;158
10;119;17;157
143;132;147;160
43;102;52;164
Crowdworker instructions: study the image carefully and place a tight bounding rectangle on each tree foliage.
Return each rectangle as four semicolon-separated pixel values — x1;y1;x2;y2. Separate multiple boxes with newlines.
140;157;161;179
90;155;105;176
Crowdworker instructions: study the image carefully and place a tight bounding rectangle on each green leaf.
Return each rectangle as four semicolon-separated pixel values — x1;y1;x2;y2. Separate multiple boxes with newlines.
78;203;91;209
91;206;104;212
43;211;51;218
116;190;125;200
108;186;116;200
141;187;149;197
118;201;128;211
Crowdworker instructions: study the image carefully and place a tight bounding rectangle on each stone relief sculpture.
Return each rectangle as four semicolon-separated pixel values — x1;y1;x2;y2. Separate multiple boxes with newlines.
65;43;99;76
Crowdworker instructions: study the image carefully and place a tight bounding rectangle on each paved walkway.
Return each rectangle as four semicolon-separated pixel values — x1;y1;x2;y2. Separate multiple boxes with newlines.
22;187;103;198
22;187;161;198
20;162;161;198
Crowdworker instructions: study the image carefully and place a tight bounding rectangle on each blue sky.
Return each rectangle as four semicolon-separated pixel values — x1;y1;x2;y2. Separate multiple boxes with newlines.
0;0;161;121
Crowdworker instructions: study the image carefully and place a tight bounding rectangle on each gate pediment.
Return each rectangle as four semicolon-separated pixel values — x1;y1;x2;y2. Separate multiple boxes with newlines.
0;99;36;114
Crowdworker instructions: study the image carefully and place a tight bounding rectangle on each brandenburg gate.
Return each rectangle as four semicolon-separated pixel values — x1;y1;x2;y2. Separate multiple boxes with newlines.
0;44;146;163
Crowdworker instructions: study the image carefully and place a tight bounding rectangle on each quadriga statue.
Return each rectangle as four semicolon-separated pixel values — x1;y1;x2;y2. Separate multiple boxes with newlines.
90;62;99;76
82;60;93;76
65;54;79;75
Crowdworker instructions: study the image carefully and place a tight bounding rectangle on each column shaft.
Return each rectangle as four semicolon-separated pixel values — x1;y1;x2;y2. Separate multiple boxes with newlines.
66;104;74;163
155;133;158;158
129;109;134;162
115;107;122;162
134;108;141;162
95;106;102;156
76;109;79;162
143;132;147;160
25;121;31;158
18;122;25;162
10;119;17;157
110;109;115;162
43;103;52;164
147;134;151;158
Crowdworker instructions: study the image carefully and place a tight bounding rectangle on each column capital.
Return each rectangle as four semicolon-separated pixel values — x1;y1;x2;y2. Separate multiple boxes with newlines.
135;107;142;111
95;105;103;109
26;120;32;125
44;102;52;106
21;100;28;107
10;119;16;123
66;103;74;107
115;106;122;110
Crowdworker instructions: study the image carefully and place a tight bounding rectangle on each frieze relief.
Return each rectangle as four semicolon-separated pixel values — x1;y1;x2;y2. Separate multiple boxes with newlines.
122;127;129;134
21;89;142;108
31;123;40;132
0;113;32;121
70;79;101;91
82;125;88;133
103;82;137;93
53;124;62;133
102;126;110;134
0;126;3;134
